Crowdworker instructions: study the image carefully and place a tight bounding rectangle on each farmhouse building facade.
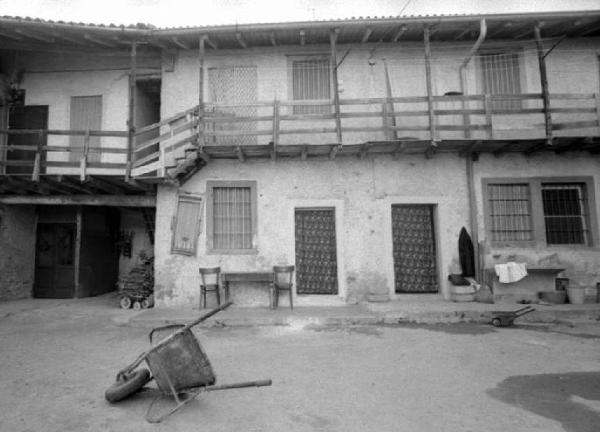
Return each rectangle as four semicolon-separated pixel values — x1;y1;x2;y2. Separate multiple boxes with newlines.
0;11;599;307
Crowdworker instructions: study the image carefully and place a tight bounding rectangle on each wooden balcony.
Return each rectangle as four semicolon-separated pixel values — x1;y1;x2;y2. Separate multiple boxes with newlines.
1;92;599;195
132;92;600;179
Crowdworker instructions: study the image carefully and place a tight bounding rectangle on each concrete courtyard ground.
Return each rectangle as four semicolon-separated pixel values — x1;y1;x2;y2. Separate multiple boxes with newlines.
0;294;599;432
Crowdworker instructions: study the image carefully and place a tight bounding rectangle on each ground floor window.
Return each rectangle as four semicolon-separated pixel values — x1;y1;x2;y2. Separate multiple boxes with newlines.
206;180;257;253
483;177;595;247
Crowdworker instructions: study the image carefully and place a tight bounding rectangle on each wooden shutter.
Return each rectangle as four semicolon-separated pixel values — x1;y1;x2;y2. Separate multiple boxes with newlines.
171;194;203;256
70;96;102;163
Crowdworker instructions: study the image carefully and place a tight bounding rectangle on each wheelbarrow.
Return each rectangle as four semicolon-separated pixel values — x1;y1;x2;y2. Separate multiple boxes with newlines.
105;301;272;423
490;306;535;327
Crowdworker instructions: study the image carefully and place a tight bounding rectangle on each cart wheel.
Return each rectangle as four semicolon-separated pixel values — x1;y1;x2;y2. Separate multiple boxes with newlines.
119;296;132;309
133;301;142;311
491;318;502;327
141;298;150;309
105;368;151;403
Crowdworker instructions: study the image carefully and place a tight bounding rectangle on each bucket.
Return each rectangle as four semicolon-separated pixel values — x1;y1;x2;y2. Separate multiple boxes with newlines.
567;286;586;305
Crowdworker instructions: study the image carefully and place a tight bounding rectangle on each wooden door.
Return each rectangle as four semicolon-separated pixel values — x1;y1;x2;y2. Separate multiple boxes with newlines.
34;223;76;298
295;208;338;295
70;95;102;163
7;105;48;174
392;205;438;293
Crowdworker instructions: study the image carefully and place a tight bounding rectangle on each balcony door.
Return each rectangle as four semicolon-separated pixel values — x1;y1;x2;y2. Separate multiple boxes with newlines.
70;95;102;163
6;105;48;174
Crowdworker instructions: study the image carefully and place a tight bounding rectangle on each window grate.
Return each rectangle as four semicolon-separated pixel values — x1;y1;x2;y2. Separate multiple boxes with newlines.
292;59;331;114
488;184;533;242
213;187;253;250
542;183;588;245
479;52;521;111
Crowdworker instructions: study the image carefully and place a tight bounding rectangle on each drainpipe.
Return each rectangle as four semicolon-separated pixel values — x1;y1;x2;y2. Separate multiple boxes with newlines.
459;18;487;139
459;19;486;283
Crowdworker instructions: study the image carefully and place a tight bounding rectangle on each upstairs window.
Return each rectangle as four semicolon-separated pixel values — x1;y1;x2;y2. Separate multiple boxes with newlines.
487;183;533;242
542;183;589;245
292;58;331;114
479;52;522;111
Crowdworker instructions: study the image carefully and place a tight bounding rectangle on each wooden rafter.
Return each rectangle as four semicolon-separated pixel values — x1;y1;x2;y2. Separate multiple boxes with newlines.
0;30;22;41
171;37;190;49
204;36;217;49
362;27;372;43
235;32;247;48
392;25;407;42
84;33;117;47
454;27;473;41
14;28;54;43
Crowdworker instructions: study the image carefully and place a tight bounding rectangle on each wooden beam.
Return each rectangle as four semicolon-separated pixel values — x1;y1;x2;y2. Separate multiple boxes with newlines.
493;141;517;156
126;42;137;180
204;36;217;49
392;25;408;42
50;31;86;45
454;27;472;41
362;28;373;43
534;24;553;146
56;176;96;194
299;29;306;45
330;28;343;147
14;28;54;43
579;22;600;36
459;140;482;156
0;194;156;207
423;26;436;143
82;177;125;194
269;32;277;46
393;141;406;160
359;143;370;159
329;144;340;160
236;146;245;161
171;37;190;50
198;35;206;149
425;142;437;159
235;32;247;49
84;33;117;47
272;98;280;155
0;30;23;41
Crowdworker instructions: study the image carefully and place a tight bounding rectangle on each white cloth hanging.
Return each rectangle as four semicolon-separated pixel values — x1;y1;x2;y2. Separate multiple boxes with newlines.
494;262;528;283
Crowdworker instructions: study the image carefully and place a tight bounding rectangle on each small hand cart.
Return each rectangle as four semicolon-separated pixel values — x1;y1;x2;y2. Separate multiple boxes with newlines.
490;306;535;327
105;301;272;423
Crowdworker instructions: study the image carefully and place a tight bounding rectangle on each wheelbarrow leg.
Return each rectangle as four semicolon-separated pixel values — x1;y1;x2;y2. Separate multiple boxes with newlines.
145;379;273;423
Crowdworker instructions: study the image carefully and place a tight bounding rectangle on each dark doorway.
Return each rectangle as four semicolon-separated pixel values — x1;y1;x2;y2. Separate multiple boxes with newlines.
295;208;338;295
392;204;438;293
134;79;161;162
34;223;76;298
7;105;48;174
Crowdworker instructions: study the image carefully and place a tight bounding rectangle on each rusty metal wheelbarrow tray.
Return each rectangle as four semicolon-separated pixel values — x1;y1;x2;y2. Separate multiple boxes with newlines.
108;301;272;423
490;306;535;327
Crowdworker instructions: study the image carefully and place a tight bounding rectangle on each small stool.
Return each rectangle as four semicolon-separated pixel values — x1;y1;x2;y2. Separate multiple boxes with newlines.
199;267;221;309
271;265;295;309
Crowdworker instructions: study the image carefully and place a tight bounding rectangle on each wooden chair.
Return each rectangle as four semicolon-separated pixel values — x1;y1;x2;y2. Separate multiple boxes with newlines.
271;265;295;309
199;267;221;309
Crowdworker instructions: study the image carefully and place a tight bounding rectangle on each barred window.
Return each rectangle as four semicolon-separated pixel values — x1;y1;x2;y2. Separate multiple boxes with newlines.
206;181;257;253
479;52;521;111
542;183;589;245
488;183;533;241
292;58;331;114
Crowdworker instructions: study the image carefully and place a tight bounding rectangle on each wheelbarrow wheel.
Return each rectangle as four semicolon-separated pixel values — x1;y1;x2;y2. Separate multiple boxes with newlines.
119;296;132;309
105;368;151;403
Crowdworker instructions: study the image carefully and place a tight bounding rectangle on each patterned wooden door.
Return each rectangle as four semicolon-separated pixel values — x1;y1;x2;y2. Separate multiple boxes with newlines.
392;205;438;293
295;209;338;295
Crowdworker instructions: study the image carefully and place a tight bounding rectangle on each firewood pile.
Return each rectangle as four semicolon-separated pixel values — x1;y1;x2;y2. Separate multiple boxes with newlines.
117;250;154;309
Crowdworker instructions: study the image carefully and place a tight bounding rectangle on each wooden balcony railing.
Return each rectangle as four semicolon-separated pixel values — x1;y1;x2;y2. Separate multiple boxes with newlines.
2;92;599;181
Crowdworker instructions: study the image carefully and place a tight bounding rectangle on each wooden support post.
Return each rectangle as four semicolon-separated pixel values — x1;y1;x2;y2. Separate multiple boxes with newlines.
31;130;44;182
382;58;397;141
483;94;493;139
595;93;600;135
272;98;280;159
301;145;308;160
423;26;437;149
534;24;552;146
74;207;82;298
198;35;206;149
80;128;90;181
330;28;342;157
126;41;137;180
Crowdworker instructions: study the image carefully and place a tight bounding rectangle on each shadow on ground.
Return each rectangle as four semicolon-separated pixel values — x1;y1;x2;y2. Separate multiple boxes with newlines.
488;372;600;432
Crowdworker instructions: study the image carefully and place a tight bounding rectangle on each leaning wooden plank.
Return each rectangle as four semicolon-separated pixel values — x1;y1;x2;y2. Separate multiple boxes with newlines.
131;161;161;177
133;151;160;168
135;105;199;135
